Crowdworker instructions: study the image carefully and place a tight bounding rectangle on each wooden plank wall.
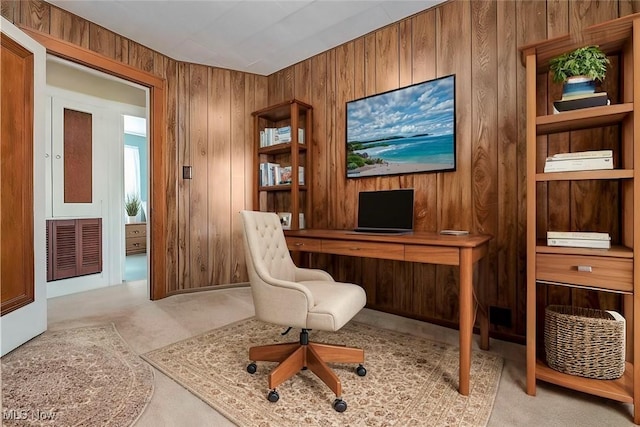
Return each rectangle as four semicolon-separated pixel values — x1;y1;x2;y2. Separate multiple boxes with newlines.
267;0;640;338
3;0;640;339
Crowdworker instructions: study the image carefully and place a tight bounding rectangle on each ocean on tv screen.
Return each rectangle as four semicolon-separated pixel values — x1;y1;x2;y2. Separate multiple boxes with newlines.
347;133;455;177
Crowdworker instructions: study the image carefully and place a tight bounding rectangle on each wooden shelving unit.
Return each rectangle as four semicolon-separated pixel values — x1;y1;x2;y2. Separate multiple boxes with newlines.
521;13;640;424
252;99;312;230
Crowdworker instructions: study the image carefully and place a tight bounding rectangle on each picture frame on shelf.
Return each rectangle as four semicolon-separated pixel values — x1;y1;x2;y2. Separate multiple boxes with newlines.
278;212;292;230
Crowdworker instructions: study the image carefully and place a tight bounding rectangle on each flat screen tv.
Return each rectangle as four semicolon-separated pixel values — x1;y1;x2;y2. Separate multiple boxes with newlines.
346;74;456;178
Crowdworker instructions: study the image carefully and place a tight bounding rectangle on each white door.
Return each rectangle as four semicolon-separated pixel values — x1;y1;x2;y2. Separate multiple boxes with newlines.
0;18;47;356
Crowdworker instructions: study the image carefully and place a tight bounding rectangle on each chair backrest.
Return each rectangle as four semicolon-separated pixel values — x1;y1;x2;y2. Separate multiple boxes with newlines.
239;210;311;327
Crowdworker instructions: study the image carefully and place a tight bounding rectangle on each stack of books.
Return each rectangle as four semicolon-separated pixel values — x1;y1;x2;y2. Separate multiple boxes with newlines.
553;91;609;113
276;126;291;143
544;149;613;173
278;166;305;185
259;163;305;186
260;126;295;147
547;231;611;249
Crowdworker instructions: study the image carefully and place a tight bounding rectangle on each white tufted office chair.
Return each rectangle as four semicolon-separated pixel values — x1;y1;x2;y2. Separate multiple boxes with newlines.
240;210;367;412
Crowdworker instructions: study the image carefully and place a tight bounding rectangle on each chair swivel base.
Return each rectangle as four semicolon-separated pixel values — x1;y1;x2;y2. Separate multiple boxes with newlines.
246;329;366;412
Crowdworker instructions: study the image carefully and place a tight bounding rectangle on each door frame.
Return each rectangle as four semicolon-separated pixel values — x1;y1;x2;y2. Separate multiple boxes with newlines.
20;27;168;300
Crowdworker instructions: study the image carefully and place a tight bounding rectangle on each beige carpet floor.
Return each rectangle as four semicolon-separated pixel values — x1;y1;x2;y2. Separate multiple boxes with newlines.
1;324;154;427
142;317;503;426
44;283;637;426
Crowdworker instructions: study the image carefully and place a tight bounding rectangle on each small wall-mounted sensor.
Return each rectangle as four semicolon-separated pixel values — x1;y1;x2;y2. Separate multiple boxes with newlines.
183;166;193;179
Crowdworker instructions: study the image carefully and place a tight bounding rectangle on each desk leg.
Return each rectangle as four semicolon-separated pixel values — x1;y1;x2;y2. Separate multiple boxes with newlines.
459;248;473;396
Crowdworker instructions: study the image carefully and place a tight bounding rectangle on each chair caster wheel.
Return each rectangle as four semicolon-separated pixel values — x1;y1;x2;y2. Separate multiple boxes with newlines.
246;362;257;374
267;390;279;402
333;398;347;412
356;364;367;377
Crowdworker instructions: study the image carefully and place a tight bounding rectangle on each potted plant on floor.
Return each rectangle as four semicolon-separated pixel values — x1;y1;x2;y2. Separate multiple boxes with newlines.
549;45;610;97
125;193;141;223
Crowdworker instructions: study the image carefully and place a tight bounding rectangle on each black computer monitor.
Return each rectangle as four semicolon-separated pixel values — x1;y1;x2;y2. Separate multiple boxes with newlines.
355;189;414;233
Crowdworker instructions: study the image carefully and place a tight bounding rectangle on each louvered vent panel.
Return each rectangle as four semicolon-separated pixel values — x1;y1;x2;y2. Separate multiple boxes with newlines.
50;221;77;280
55;225;76;270
47;219;102;281
78;219;102;275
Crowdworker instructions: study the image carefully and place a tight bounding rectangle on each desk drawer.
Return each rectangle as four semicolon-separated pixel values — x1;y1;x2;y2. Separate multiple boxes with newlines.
287;237;322;252
126;236;146;255
321;240;404;260
405;245;459;266
126;223;146;238
536;253;633;292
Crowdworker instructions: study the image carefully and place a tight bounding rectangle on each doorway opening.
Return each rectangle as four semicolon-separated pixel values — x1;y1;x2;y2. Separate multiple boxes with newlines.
123;115;149;282
45;55;150;296
22;26;168;300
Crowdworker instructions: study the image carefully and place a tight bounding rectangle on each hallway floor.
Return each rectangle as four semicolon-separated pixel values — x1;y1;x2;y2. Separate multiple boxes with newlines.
124;254;147;282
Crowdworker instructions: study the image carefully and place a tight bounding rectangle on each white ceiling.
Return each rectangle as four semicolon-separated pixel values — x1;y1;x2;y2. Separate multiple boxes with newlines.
47;1;446;76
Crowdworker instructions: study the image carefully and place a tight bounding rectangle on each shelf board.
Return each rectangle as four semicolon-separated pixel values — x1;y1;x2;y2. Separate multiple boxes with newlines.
519;14;637;68
258;142;307;155
535;279;633;294
252;99;312;122
536;359;634;403
536;103;633;135
259;185;307;192
536;169;633;181
536;242;633;258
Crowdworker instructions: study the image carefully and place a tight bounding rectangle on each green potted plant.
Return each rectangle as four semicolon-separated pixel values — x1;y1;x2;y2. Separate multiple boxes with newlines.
549;45;610;97
125;193;141;223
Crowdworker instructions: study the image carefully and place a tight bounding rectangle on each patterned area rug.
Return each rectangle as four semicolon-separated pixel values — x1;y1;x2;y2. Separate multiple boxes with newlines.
1;324;154;426
143;318;503;426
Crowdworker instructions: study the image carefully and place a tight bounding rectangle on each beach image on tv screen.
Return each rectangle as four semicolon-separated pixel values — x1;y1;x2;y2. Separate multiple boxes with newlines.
346;74;455;178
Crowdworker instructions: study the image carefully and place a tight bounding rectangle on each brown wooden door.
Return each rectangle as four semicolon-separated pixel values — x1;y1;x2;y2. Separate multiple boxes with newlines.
1;31;35;315
1;17;47;356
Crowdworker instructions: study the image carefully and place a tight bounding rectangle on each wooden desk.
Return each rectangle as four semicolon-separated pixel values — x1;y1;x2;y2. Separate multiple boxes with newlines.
285;229;492;396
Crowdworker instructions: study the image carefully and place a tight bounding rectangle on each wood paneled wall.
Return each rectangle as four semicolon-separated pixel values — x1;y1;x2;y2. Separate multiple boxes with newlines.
175;63;267;289
267;0;640;338
3;0;639;339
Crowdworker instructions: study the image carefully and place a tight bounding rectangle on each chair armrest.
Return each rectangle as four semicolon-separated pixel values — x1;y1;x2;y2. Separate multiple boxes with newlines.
294;267;335;282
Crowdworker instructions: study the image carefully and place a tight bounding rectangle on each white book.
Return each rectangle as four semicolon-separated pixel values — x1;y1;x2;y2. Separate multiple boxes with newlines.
548;150;613;161
298;166;305;185
547;231;610;240
298;128;305;144
259;163;267;186
548;238;611;249
544;156;613;172
265;162;280;186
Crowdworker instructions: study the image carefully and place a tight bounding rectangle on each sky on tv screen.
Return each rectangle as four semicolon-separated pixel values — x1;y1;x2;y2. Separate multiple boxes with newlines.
347;75;454;143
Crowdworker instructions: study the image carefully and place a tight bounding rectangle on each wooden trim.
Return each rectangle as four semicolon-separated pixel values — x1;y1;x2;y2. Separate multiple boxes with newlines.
20;27;167;300
19;26;165;87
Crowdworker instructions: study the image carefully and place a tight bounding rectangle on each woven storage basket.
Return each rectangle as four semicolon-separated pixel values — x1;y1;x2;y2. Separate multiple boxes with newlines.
544;305;625;380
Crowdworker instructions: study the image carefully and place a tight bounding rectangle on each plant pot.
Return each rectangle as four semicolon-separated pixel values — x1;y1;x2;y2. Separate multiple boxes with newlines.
562;76;596;98
126;215;137;224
